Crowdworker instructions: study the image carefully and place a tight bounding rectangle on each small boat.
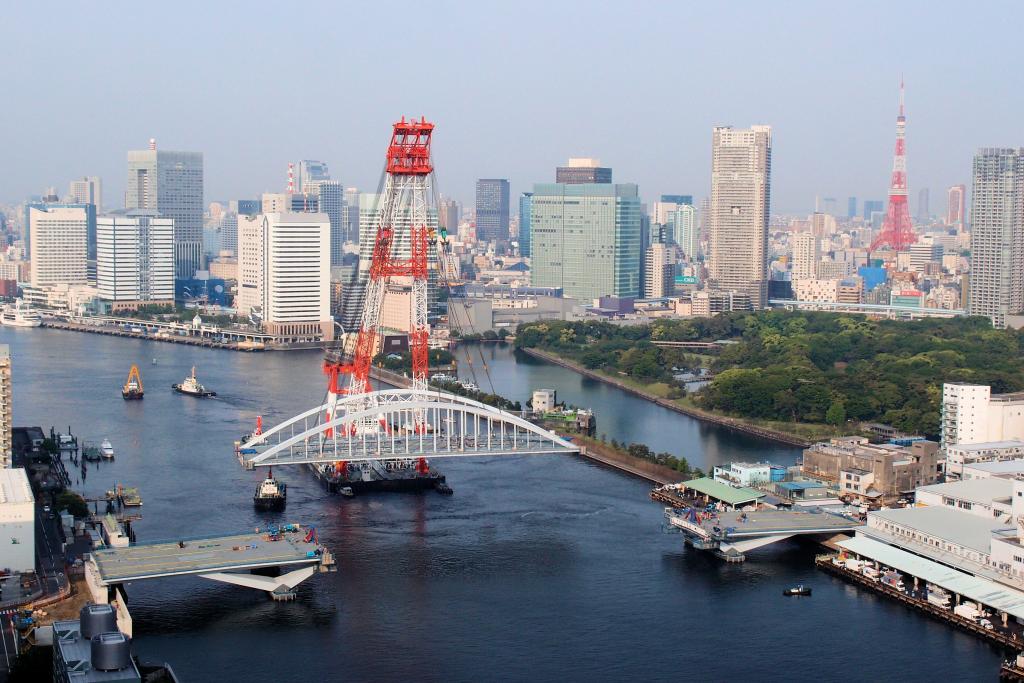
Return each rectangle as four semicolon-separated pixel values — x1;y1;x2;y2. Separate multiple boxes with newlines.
152;358;158;365
339;486;354;497
82;443;102;462
119;486;143;507
172;366;217;397
783;585;812;597
0;300;42;328
122;364;144;400
435;482;453;496
254;469;287;511
100;439;115;459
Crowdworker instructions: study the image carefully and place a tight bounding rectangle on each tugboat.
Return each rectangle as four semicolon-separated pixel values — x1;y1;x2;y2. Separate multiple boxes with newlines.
122;365;144;400
100;439;115;459
172;366;217;397
783;585;812;596
254;469;287;511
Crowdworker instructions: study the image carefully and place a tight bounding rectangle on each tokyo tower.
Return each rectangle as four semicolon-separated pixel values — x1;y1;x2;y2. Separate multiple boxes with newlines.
869;80;916;252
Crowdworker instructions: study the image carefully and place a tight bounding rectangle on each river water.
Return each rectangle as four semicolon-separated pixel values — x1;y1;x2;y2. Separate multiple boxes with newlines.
2;330;998;681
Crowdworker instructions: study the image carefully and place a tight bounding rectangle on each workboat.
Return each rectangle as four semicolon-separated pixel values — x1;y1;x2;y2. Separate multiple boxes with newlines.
100;439;115;459
82;443;102;462
253;469;287;511
122;365;144;400
0;300;41;328
783;585;812;597
172;366;216;397
339;486;354;497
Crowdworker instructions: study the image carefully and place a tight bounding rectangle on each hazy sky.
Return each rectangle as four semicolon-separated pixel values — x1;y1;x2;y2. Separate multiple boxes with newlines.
3;1;1021;214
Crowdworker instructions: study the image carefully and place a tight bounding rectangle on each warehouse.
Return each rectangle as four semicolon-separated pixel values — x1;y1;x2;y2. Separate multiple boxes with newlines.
0;468;35;573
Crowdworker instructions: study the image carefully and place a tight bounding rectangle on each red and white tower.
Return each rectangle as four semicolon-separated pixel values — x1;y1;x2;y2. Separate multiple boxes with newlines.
870;80;916;252
323;118;435;435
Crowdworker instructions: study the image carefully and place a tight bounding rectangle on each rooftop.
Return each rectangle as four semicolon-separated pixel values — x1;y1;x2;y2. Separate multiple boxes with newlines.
916;478;1012;506
965;459;1024;475
949;440;1024;453
839;535;1024;621
0;468;33;505
869;506;1012;555
681;477;765;506
53;620;141;683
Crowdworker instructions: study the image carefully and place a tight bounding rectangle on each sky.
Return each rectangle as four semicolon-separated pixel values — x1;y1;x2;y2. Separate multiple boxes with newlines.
2;1;1022;215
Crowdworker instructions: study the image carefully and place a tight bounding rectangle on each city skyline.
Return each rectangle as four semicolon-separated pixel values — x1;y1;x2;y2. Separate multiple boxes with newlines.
3;3;1021;213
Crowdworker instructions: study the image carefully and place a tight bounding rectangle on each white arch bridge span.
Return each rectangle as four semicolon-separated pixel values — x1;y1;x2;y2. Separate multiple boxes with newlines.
236;389;580;469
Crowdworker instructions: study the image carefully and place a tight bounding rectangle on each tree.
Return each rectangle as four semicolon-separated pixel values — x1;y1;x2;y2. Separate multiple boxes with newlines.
826;400;847;426
55;491;89;518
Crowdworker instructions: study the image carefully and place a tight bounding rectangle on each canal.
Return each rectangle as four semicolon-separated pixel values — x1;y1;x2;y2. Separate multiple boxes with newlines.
1;329;999;681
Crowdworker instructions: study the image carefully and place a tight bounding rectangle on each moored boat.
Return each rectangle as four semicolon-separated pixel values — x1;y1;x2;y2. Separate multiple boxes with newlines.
783;585;812;596
100;439;115;459
82;443;102;461
0;300;42;328
172;366;216;397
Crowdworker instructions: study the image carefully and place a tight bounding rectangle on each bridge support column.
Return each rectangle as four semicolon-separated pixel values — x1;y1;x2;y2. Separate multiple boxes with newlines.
199;565;318;601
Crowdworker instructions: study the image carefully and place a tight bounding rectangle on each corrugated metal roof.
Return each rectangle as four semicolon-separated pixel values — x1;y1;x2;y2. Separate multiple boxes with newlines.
838;535;1024;620
683;477;764;506
917;479;1012;505
869;506;1010;555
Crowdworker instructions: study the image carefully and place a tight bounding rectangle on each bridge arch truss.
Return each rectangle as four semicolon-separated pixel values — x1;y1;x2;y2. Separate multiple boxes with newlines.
237;389;579;469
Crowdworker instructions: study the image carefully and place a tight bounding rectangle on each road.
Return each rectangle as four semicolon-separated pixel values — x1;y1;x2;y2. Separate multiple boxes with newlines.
35;502;68;600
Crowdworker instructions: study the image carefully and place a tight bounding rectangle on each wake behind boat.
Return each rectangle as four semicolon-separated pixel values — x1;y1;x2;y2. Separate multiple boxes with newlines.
172;366;216;397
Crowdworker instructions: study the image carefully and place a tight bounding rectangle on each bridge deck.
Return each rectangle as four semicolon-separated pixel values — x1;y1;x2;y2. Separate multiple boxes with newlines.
91;530;322;584
668;508;861;540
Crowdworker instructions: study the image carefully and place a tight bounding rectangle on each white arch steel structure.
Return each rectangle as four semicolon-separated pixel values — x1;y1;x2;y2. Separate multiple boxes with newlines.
236;389;579;470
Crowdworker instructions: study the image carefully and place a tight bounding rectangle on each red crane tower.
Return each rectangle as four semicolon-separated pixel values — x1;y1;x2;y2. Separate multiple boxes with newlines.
870;80;916;252
323;117;435;437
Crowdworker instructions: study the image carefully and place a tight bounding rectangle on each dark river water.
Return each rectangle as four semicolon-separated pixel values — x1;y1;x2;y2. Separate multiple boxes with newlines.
1;329;998;681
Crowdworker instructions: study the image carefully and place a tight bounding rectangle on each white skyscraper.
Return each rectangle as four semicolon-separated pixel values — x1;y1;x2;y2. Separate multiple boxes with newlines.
643;242;674;299
68;176;102;210
668;204;699;261
708;125;772;308
237;213;332;342
96;210;175;304
0;345;10;467
968;148;1024;328
791;232;819;281
126;143;203;280
28;206;89;287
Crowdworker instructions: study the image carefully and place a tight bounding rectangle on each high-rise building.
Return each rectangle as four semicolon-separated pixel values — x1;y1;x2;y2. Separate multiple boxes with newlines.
909;235;943;273
97;210;175;304
231;199;261;216
847;196;857;219
668;204;698;260
661;194;693;206
791;232;819;281
24;200;96;278
237;212;332;341
555;158;612;184
297;160;330;191
518;192;533;257
708;125;772;308
947;184;967;229
28;206;89;287
219;212;238;255
342;188;361;243
530;183;642;301
643;242;674;298
822;197;838;216
306;180;343;267
917;187;930;222
475;179;510;242
0;345;10;467
68;176;102;210
652;195;693;227
126;142;203;280
863;200;884;221
968;148;1024;328
439;198;460;234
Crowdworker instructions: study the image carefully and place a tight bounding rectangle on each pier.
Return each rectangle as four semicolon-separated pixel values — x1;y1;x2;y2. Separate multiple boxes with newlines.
84;525;336;633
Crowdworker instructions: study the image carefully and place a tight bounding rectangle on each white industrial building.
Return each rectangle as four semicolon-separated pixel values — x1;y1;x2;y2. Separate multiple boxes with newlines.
941;383;1024;455
237;212;332;342
946;439;1024;479
913;479;1012;520
0;469;35;573
97;210;175;306
963;460;1024;481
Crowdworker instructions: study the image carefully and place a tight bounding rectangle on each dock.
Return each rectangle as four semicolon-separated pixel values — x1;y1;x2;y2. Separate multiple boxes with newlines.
84;524;336;633
666;507;861;561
